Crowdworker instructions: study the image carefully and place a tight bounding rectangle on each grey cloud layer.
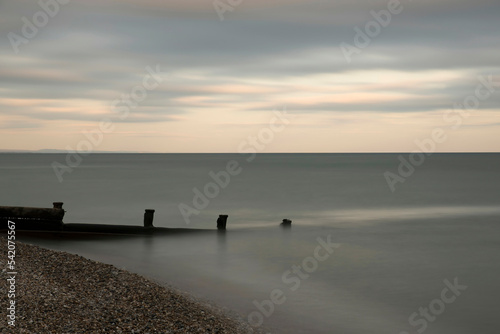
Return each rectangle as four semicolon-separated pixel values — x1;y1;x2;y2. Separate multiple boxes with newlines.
1;0;499;126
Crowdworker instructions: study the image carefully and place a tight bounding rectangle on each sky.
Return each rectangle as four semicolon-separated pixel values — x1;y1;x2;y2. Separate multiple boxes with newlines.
1;0;499;153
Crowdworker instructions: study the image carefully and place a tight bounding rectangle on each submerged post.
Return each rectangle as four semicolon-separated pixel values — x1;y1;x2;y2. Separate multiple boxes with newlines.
280;219;292;228
144;209;155;228
217;214;228;231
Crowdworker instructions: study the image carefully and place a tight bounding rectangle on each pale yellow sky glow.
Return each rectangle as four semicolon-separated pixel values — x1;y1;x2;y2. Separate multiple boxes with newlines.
1;0;499;152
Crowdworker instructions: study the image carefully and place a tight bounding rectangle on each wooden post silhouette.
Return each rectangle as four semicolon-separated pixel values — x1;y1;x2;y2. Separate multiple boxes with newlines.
144;209;155;228
280;219;292;227
53;202;64;209
217;215;228;230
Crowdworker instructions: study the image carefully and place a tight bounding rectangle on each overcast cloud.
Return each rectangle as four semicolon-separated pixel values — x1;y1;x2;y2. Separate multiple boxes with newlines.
1;0;499;152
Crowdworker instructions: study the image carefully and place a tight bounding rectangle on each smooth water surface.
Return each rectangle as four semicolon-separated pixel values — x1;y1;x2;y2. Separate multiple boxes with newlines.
2;153;499;333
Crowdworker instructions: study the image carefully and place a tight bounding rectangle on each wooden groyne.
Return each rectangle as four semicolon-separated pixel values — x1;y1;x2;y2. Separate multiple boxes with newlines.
1;202;293;236
1;202;65;231
0;202;216;235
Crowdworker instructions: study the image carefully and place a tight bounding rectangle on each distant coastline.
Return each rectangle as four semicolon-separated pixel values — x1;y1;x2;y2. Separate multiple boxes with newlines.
0;149;146;154
1;150;499;154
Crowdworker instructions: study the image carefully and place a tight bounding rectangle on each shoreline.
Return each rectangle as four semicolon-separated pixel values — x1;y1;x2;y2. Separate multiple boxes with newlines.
0;236;265;333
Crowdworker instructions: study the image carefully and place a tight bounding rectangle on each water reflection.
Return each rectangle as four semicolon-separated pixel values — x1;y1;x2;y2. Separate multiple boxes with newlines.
216;230;227;270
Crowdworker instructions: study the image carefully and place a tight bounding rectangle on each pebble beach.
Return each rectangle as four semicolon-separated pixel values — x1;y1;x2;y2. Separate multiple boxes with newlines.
1;236;260;334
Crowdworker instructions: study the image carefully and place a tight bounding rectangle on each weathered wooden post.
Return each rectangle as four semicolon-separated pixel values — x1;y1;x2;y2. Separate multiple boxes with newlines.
144;209;155;228
53;202;64;209
217;214;228;230
280;219;292;227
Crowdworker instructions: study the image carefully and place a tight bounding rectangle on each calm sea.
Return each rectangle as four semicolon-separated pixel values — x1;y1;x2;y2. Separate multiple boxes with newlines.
2;153;499;333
